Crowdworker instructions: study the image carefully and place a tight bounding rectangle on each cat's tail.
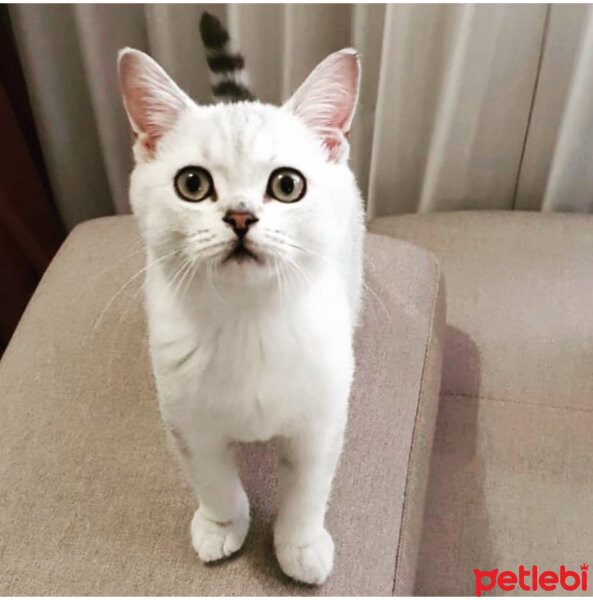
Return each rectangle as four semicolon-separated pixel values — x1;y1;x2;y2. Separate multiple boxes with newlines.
199;12;255;103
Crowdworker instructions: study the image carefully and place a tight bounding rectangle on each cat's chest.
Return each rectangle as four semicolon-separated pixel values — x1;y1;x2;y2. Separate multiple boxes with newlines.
150;298;352;440
186;313;327;401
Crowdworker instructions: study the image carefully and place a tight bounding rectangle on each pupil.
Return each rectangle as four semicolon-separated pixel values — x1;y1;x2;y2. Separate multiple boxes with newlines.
185;172;201;194
280;175;294;195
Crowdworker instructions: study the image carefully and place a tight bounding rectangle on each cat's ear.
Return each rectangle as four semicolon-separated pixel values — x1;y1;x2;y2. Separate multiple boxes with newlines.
118;48;189;160
285;49;360;163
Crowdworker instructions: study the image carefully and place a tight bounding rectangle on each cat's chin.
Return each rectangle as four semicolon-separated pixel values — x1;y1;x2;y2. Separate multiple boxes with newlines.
215;246;274;286
222;244;260;265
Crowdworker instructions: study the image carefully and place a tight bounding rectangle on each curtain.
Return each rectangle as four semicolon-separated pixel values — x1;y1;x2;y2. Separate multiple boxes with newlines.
8;4;593;230
0;5;65;353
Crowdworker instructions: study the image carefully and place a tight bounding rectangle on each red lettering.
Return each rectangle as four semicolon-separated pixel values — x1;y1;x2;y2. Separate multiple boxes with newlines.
498;571;517;591
540;571;559;591
473;564;588;594
475;569;498;597
560;566;580;591
518;565;531;591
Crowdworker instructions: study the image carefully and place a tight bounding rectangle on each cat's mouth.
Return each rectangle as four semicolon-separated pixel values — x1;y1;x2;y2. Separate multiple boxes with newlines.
222;240;260;264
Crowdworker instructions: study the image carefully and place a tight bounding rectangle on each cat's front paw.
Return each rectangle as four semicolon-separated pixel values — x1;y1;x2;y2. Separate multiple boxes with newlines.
191;507;250;562
274;528;334;585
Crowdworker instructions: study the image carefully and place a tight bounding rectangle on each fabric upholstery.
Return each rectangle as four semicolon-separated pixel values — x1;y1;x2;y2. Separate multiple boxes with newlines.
0;215;445;595
369;211;593;595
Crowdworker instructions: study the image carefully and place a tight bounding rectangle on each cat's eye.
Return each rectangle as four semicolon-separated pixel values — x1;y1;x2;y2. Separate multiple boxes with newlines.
174;166;214;202
267;168;306;203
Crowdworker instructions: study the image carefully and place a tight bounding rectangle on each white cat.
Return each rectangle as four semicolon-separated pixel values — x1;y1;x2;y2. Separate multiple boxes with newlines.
117;18;363;585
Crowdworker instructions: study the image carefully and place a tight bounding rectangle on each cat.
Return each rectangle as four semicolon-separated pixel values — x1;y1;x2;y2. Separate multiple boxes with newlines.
117;12;364;585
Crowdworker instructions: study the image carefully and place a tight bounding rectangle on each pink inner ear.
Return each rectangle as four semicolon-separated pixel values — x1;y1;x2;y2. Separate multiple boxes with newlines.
118;49;186;151
287;49;360;153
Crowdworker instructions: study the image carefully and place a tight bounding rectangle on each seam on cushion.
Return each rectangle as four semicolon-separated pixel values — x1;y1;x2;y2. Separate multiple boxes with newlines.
443;393;593;413
392;257;443;596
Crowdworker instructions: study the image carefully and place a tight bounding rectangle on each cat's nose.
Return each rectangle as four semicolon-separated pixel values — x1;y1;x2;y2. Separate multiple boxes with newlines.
223;210;258;238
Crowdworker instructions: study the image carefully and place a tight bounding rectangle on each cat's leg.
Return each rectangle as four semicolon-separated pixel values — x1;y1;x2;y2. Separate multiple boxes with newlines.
273;416;346;585
166;425;250;562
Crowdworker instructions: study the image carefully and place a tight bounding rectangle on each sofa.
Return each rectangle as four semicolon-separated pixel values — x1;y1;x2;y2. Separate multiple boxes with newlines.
370;211;593;595
1;210;591;595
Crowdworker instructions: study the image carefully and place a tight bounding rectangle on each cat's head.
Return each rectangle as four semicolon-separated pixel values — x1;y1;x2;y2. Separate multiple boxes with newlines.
118;46;361;294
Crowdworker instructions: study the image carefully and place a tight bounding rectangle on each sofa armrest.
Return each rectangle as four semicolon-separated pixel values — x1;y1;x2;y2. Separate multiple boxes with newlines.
0;216;445;595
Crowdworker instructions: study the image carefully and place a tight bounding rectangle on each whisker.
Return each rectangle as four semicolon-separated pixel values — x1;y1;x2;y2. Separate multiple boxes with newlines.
172;258;196;303
283;253;313;289
362;280;392;323
207;256;226;305
263;231;331;263
158;254;198;307
273;257;284;303
171;258;193;297
94;249;179;331
264;236;391;325
106;272;149;381
181;257;200;299
199;240;232;261
90;242;146;282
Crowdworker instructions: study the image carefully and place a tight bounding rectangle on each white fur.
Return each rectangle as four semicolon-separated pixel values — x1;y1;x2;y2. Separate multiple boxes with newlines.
119;48;364;585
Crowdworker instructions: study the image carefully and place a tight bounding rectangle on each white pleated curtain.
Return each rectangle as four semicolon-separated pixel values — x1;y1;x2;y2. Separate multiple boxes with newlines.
8;4;593;230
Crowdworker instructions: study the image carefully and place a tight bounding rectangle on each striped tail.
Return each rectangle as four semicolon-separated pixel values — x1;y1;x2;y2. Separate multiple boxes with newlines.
199;12;255;103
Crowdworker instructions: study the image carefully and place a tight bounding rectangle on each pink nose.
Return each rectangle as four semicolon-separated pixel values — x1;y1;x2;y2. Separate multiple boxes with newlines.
223;211;258;238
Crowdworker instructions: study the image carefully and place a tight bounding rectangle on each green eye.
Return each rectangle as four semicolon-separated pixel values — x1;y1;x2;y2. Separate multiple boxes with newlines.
174;166;214;202
267;168;306;203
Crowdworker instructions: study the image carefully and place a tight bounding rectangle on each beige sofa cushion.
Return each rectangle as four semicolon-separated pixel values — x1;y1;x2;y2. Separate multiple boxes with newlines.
370;211;593;595
0;216;445;595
